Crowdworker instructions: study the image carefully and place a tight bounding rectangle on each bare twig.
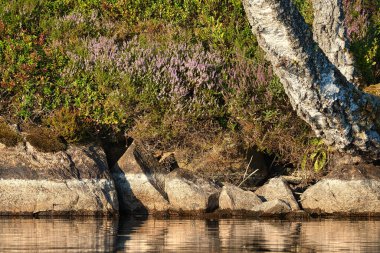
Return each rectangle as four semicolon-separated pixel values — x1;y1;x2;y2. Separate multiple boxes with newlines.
242;155;254;181
238;169;259;187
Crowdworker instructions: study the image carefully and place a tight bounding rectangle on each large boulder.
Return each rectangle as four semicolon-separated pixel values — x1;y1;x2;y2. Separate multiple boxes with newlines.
0;142;118;215
111;141;170;214
255;177;300;211
301;179;380;214
219;183;262;210
165;169;220;212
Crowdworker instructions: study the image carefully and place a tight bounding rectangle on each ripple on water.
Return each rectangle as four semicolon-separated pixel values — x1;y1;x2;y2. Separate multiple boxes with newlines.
0;217;380;252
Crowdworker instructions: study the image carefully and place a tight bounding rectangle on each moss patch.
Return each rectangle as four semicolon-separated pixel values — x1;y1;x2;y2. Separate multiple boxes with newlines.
0;122;22;147
26;127;67;153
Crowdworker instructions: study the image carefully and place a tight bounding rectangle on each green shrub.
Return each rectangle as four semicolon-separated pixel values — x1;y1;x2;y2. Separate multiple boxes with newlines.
292;0;314;25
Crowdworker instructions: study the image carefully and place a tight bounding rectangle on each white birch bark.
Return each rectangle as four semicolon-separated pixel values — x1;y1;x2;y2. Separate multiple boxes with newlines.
242;0;380;160
312;0;357;83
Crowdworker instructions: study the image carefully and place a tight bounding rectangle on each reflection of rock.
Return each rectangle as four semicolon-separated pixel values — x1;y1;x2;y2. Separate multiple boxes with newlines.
0;143;118;215
219;183;262;210
111;141;169;214
0;218;117;252
2;217;380;252
255;177;299;211
118;219;217;252
218;220;295;252
165;169;220;212
301;179;380;214
299;220;380;252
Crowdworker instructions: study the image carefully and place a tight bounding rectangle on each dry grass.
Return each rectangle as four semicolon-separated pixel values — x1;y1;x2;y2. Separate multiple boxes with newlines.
0;122;22;147
364;83;380;97
26;127;67;153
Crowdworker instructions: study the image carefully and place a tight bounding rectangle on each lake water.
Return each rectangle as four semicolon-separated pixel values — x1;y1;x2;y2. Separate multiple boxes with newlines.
0;217;379;252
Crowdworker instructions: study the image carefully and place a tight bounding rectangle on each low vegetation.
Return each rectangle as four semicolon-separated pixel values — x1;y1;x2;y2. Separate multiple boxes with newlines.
0;0;378;175
25;127;67;153
0;121;21;147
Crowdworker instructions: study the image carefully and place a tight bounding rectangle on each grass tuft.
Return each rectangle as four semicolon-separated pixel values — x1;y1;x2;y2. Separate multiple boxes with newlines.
26;127;67;153
0;122;22;147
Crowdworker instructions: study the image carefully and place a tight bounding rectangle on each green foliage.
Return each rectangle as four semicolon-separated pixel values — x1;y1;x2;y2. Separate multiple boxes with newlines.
43;108;86;143
301;138;329;173
292;0;314;25
342;0;380;84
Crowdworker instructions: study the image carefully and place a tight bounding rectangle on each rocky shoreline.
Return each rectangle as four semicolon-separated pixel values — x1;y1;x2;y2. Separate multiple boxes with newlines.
0;136;380;218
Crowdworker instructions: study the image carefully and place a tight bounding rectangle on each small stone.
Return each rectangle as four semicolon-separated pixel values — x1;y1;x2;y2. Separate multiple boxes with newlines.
252;199;292;214
219;183;262;210
255;177;300;210
165;169;220;212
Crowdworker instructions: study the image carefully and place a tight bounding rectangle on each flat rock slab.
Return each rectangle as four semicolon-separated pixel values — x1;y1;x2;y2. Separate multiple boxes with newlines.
0;142;110;180
219;184;262;210
0;179;118;215
0;143;118;215
165;169;220;212
255;177;300;211
301;179;380;214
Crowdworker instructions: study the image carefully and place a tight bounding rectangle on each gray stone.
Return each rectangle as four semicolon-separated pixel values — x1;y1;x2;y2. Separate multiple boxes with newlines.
111;141;170;214
0;142;118;215
219;183;262;210
301;179;380;214
252;199;292;214
165;169;220;212
255;177;300;210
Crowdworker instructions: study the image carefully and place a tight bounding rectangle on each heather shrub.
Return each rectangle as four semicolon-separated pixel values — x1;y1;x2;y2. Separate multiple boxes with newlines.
63;35;227;125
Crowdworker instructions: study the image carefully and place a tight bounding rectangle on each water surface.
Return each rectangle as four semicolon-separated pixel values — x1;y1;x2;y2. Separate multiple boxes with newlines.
1;217;380;252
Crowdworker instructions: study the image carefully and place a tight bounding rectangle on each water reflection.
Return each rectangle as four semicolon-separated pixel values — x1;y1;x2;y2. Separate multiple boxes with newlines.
0;218;116;252
0;217;380;252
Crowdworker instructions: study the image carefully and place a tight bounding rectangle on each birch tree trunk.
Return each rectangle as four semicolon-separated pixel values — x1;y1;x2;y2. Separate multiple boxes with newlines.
312;0;357;84
242;0;380;160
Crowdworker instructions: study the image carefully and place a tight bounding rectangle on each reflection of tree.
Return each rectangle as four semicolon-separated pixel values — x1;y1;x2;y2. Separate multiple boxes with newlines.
242;0;380;160
112;218;380;252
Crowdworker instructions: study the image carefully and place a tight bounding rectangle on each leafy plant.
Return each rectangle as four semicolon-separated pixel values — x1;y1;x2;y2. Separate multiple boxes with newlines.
301;138;329;173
